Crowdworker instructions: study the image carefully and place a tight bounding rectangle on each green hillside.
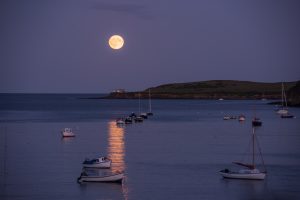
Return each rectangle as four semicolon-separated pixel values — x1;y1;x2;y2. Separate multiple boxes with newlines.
106;80;298;100
288;81;300;106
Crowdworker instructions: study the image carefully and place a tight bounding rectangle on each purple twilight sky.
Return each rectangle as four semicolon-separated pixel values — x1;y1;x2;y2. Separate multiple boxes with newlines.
0;0;300;93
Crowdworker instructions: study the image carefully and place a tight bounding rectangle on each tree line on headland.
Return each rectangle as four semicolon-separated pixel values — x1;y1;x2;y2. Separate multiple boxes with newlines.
104;80;300;106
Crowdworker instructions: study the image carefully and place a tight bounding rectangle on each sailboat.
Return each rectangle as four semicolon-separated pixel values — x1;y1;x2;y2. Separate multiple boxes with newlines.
147;89;153;116
277;83;288;115
219;127;266;180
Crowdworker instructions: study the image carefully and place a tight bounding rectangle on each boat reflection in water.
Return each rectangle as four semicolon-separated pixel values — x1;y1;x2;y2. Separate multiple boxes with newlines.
107;121;128;199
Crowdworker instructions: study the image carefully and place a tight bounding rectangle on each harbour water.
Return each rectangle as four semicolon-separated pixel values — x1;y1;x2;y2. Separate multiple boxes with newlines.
0;94;299;200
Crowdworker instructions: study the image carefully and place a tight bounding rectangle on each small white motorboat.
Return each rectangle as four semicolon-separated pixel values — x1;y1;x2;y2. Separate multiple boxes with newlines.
82;157;111;168
61;128;75;137
116;118;125;125
238;115;246;121
77;171;124;183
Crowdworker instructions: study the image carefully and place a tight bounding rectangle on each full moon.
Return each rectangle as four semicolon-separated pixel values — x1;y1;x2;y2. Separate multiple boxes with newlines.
108;35;124;50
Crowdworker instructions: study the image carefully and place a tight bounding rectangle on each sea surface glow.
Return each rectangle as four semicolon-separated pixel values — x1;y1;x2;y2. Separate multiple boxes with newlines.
0;94;299;200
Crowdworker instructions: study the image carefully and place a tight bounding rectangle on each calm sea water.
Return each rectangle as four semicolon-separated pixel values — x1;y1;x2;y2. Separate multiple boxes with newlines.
0;94;299;200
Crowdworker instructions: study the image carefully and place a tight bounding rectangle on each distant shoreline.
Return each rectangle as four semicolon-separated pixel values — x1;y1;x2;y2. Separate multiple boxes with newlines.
102;80;300;106
102;94;280;100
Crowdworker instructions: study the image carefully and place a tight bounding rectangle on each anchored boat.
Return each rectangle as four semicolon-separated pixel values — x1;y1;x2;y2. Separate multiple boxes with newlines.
77;171;124;183
61;128;75;137
238;115;246;122
116;118;125;125
219;166;266;180
281;113;295;118
219;127;266;180
252;117;262;127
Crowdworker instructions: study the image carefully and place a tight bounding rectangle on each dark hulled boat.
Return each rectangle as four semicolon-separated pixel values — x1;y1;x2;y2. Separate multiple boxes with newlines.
252;117;262;126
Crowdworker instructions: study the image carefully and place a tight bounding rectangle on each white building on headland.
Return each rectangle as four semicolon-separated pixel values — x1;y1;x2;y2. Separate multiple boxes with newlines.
112;89;126;93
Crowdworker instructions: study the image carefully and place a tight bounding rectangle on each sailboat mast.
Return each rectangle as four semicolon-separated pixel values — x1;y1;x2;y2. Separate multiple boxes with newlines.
281;82;284;107
139;93;141;114
252;127;255;168
149;89;152;113
283;83;288;108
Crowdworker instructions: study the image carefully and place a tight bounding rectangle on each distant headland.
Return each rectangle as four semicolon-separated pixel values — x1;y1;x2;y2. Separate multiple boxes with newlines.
103;80;300;106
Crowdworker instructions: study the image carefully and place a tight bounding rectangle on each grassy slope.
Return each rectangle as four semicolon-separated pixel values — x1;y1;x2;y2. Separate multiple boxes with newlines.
106;80;298;99
146;80;296;95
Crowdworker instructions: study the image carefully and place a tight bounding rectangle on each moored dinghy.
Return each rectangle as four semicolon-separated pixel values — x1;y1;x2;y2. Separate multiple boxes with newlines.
61;128;75;137
77;171;124;183
116;118;125;125
238;115;246;121
83;156;111;168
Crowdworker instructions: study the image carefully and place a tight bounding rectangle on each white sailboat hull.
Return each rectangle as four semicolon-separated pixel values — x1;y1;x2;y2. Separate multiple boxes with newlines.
219;171;266;180
78;172;124;183
277;109;288;114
